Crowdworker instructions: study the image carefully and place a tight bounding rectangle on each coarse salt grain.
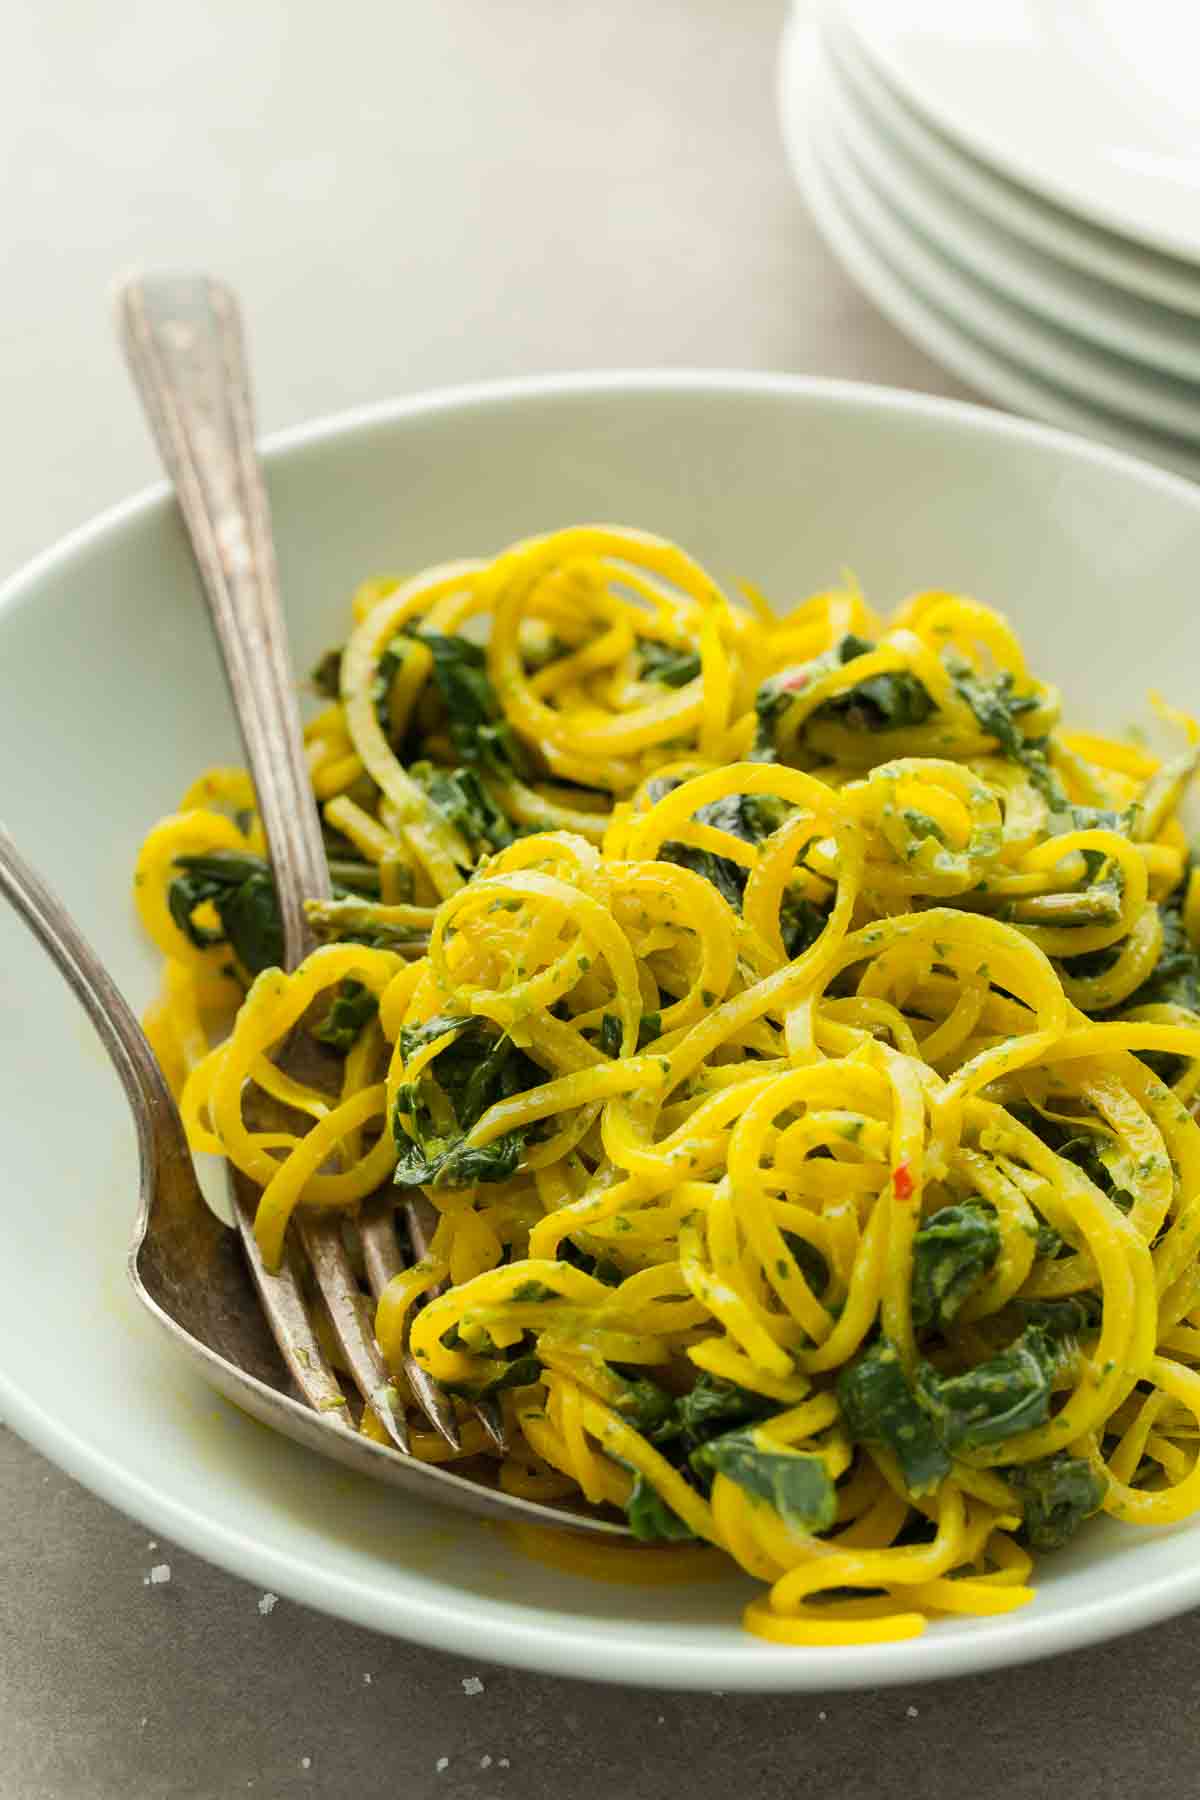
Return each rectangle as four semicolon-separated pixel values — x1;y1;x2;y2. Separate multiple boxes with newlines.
461;1676;484;1695
149;1564;171;1585
436;1757;449;1773
300;1756;311;1770
257;1593;278;1616
363;1673;372;1685
818;1711;827;1722
499;1759;511;1769
906;1705;919;1719
480;1755;492;1769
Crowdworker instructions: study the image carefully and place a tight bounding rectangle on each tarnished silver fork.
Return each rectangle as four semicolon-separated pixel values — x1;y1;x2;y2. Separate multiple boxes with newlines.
0;818;622;1533
116;274;505;1459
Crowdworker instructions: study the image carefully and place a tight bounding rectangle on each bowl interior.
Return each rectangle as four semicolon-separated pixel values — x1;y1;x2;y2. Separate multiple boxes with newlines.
2;373;1199;1690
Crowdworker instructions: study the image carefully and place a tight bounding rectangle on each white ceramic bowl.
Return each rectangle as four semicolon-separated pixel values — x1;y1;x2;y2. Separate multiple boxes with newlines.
3;372;1200;1692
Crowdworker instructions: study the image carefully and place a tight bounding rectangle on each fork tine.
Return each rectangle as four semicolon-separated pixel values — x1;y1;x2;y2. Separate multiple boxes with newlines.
473;1397;510;1455
297;1215;410;1452
230;1183;349;1418
359;1196;461;1451
402;1195;509;1455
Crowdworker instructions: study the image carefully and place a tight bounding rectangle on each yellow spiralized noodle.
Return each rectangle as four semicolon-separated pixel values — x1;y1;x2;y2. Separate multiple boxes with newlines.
134;525;1200;1649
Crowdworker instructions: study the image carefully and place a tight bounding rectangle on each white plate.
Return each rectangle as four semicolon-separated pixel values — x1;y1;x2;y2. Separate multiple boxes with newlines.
822;4;1200;320
779;10;1200;482
814;73;1200;448
839;0;1200;264
7;368;1200;1690
817;17;1200;384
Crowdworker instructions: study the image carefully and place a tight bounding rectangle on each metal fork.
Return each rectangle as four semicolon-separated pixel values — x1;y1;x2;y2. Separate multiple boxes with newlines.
116;273;500;1457
0;818;622;1534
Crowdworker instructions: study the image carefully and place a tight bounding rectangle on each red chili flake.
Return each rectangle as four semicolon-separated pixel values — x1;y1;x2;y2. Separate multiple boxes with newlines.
782;671;810;692
892;1162;914;1201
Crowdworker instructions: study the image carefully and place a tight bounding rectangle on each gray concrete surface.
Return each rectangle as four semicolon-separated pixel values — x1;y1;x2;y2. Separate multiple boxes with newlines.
3;2;1197;1795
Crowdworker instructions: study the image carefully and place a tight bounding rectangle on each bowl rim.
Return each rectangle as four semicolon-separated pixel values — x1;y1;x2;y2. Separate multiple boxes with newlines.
4;366;1200;1691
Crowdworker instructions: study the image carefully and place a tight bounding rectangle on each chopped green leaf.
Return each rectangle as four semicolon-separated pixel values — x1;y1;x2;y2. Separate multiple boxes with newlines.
392;1126;526;1189
655;787;796;912
1035;1218;1065;1260
623;1473;696;1542
411;760;516;855
313;978;379;1053
607;1369;678;1441
910;1203;1000;1332
780;1232;830;1297
915;1326;1059;1452
410;630;531;777
393;1016;543;1188
779;888;831;958
950;663;1060;802
637;638;702;687
397;1011;471;1058
690;1427;836;1534
1006;1453;1107;1551
817;667;934;733
168;851;284;976
837;1339;950;1497
443;1352;544;1401
754;634;933;760
1013;1294;1102;1340
675;1374;774;1446
511;1280;558;1302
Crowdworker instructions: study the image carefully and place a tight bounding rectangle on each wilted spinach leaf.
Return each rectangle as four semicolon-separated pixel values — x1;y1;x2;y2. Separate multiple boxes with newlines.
409;630;531;777
780;1232;830;1298
837;1338;950;1497
443;1352;543;1402
815;667;934;733
607;1369;678;1441
392;1016;543;1188
910;1203;1000;1332
915;1326;1059;1453
656;786;801;915
950;663;1059;801
1006;1453;1107;1551
690;1427;836;1534
313;978;379;1053
594;1012;661;1058
779;890;830;958
676;1375;775;1447
411;760;515;855
637;638;702;687
1013;1294;1102;1340
623;1473;696;1542
168;851;284;976
754;633;935;761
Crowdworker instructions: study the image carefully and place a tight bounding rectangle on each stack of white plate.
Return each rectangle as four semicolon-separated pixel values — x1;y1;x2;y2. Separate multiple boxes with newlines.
780;0;1200;478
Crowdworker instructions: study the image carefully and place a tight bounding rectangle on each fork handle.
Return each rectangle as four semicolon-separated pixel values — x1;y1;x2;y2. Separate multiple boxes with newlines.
116;273;330;964
0;820;186;1170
